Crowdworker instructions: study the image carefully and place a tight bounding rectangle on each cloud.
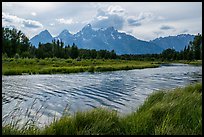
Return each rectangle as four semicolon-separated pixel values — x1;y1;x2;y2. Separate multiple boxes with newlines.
50;23;55;26
2;12;43;29
180;29;188;33
160;25;175;30
127;17;141;26
31;12;37;16
92;14;125;30
157;16;165;20
2;12;22;23
23;20;43;28
127;12;154;27
137;12;154;22
91;5;126;30
107;5;125;15
56;18;77;25
153;31;164;35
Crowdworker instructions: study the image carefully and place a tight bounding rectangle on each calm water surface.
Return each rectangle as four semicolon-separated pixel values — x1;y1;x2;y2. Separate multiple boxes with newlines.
2;63;202;127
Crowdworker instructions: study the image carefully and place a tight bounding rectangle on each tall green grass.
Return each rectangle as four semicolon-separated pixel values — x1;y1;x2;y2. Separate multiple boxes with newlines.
121;82;202;135
2;82;202;135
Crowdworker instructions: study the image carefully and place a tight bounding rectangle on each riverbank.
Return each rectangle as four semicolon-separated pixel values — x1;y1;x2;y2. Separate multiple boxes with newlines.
2;58;202;75
2;82;202;135
2;58;160;75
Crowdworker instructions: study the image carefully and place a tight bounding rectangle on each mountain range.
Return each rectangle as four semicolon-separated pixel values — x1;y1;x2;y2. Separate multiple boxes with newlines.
29;24;195;55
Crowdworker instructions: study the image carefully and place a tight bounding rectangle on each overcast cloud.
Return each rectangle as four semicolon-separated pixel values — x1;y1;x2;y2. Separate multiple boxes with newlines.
91;6;126;30
2;2;202;41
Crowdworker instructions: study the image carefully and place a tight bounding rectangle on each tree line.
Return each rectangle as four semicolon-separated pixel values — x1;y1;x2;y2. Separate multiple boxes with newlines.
2;27;202;61
2;27;117;59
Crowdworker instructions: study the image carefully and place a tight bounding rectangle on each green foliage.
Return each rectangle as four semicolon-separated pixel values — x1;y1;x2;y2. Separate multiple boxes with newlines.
2;83;202;135
70;43;79;59
192;34;202;60
2;27;31;58
161;48;177;61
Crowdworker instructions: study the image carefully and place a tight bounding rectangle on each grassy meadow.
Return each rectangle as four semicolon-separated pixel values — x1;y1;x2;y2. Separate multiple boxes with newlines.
2;57;160;75
2;57;202;75
2;82;202;135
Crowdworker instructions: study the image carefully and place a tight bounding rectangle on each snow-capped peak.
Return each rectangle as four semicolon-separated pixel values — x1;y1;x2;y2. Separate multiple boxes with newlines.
82;24;92;30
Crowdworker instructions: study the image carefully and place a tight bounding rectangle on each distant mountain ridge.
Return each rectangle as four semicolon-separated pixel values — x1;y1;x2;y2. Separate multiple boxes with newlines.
29;24;195;54
149;34;195;51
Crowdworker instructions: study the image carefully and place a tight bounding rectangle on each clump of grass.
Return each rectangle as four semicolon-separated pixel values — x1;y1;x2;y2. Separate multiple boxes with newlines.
2;83;202;135
121;82;202;135
42;108;121;135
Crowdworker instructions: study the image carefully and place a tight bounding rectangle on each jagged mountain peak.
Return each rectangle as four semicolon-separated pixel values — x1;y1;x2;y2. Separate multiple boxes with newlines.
40;29;50;34
30;29;53;47
38;29;52;38
61;29;70;34
29;24;195;54
58;29;72;37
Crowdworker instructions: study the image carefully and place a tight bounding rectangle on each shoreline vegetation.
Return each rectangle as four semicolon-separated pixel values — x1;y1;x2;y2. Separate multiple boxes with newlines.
2;82;202;135
2;58;202;75
2;58;160;75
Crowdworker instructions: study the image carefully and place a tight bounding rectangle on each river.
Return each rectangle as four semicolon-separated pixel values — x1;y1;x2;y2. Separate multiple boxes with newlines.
2;63;202;127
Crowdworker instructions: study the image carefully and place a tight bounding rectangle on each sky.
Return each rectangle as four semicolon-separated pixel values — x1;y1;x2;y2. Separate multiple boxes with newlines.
2;2;202;41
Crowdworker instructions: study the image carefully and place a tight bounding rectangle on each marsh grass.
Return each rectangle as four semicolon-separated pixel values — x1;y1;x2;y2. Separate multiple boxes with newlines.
2;58;160;75
2;83;202;135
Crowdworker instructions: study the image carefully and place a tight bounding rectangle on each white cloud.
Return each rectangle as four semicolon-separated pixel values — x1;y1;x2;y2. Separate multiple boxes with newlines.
31;12;36;16
23;20;43;28
50;23;55;26
2;12;22;23
107;5;125;15
56;18;77;25
91;5;126;30
2;12;43;29
137;12;154;23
